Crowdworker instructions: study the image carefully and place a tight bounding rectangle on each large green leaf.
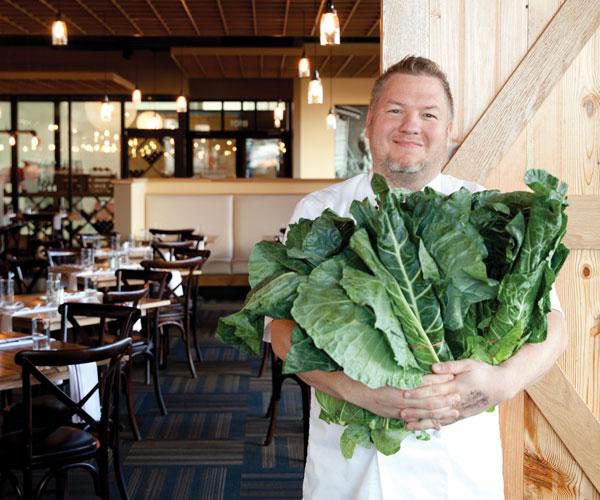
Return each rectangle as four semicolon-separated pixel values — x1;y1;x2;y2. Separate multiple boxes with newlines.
374;192;450;361
349;228;441;371
292;255;423;388
215;311;262;355
340;265;420;370
248;240;313;288
244;272;307;319
283;326;339;374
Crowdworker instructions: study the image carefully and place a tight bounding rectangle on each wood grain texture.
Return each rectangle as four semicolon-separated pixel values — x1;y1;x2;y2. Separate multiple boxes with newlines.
500;391;525;500
564;196;600;249
381;0;429;70
524;395;600;499
443;0;600;183
526;366;600;492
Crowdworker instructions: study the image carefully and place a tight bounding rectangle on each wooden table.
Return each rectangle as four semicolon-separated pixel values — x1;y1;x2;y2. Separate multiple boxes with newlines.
6;294;171;332
0;332;83;391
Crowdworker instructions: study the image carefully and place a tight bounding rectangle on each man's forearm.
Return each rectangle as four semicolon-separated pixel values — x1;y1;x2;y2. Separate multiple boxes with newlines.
500;309;567;397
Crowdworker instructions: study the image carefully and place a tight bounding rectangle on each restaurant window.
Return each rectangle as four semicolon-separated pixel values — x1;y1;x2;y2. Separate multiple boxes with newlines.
125;101;179;130
245;138;285;178
257;101;289;130
128;135;176;178
67;101;122;237
192;138;236;178
189;101;222;132
0;102;11;212
17;102;56;212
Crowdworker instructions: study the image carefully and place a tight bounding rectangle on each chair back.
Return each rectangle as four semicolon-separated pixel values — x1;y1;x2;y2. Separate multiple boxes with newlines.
6;255;49;294
115;268;172;299
140;256;206;311
173;247;211;260
149;228;195;242
104;286;149;307
151;240;194;261
58;302;140;345
15;338;132;465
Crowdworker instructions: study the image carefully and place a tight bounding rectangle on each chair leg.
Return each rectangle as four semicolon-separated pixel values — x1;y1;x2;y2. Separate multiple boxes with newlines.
264;355;284;446
257;342;271;378
182;321;197;379
148;352;168;416
97;449;110;500
124;361;142;441
299;379;311;462
191;324;202;363
113;445;129;500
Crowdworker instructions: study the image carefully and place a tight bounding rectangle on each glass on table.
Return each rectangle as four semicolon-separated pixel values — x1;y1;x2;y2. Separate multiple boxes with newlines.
32;317;51;350
83;277;98;301
0;277;15;307
81;247;96;271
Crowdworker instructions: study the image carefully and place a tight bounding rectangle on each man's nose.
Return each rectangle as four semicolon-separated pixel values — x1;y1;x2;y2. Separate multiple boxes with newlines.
398;112;420;135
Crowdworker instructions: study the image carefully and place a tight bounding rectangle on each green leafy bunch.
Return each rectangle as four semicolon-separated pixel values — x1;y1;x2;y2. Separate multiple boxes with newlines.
216;169;569;458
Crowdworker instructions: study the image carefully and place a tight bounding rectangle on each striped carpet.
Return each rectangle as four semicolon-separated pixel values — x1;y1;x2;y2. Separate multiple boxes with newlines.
2;300;306;499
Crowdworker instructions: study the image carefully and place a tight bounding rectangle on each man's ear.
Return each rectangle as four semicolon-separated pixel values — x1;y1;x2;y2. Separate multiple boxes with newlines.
365;107;374;137
446;122;453;146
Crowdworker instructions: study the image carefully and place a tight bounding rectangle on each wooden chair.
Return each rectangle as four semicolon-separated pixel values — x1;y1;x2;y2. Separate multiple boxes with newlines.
150;240;194;261
264;351;310;462
103;286;167;441
0;338;132;500
113;269;172;421
148;228;195;242
5;255;49;294
140;256;207;379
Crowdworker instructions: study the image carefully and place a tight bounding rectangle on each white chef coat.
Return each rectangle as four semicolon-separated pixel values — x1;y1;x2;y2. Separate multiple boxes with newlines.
287;172;562;500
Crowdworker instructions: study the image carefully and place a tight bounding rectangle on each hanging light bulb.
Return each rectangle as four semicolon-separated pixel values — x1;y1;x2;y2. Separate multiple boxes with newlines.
307;70;323;104
132;88;142;105
320;0;340;46
52;15;68;46
30;134;39;150
100;96;113;122
176;95;188;113
8;134;16;147
274;118;281;129
274;101;285;122
298;50;311;78
326;108;337;130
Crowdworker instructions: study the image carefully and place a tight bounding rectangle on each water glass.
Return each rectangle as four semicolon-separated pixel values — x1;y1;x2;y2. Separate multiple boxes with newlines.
110;233;121;251
81;247;95;271
32;318;51;350
109;251;121;270
0;278;14;307
84;277;97;301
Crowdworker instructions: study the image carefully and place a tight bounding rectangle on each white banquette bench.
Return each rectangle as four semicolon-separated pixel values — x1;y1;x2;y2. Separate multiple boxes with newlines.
113;178;340;285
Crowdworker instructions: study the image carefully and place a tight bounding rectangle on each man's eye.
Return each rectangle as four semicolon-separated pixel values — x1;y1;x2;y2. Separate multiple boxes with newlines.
424;113;438;119
387;109;401;114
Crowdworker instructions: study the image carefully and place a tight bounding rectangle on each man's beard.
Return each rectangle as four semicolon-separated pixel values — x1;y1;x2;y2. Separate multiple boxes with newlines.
382;157;425;174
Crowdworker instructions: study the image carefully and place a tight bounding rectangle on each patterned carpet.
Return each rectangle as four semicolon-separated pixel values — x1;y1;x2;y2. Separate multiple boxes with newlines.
2;300;306;499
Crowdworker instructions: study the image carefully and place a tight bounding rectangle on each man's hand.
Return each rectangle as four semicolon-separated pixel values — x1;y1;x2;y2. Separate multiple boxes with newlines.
401;360;512;431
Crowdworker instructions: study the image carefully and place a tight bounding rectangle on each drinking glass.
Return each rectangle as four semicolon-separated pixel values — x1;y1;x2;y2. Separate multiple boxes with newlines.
0;278;15;307
110;233;121;251
81;247;95;271
84;277;97;301
32;318;51;350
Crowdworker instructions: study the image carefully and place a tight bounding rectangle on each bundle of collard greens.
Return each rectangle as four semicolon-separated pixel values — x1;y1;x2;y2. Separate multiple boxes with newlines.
216;169;569;458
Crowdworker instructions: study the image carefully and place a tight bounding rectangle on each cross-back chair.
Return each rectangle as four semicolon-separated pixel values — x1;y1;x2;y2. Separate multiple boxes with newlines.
140;256;207;379
0;338;132;500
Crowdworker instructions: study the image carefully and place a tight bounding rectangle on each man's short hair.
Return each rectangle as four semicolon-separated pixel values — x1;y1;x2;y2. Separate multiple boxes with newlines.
370;56;454;120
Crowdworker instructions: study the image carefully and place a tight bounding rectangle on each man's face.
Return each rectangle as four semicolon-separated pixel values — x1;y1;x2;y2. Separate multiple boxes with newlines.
365;73;452;187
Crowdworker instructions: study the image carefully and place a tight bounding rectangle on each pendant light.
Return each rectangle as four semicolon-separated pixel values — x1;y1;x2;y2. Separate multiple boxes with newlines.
274;101;285;122
320;0;340;46
307;69;323;104
132;55;142;104
8;134;15;147
100;96;113;122
297;11;310;78
52;15;68;46
132;88;142;105
298;50;311;78
176;95;188;113
326;50;336;129
30;134;39;150
175;48;188;113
